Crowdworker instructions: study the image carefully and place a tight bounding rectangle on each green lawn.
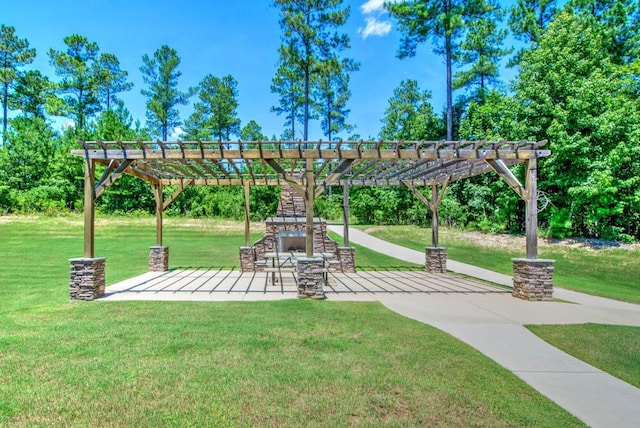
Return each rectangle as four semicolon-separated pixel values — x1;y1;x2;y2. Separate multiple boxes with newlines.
0;215;584;426
360;225;640;304
527;323;640;389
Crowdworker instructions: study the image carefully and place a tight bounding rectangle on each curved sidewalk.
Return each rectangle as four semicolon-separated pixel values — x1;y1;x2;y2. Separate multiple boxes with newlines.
328;225;640;428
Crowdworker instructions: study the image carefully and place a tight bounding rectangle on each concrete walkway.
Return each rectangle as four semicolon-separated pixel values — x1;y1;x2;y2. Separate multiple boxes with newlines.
328;225;640;428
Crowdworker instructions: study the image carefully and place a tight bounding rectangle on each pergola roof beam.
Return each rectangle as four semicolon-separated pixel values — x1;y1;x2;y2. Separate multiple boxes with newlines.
74;140;550;188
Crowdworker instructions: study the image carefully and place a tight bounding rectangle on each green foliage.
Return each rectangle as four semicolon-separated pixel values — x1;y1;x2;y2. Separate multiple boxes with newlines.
1;116;56;190
270;41;305;140
240;119;267;141
48;34;102;133
454;11;511;104
95;52;133;111
514;10;640;239
8;70;53;118
379;80;444;140
509;0;558;45
314;191;343;221
350;186;420;225
140;45;191;140
184;74;240;141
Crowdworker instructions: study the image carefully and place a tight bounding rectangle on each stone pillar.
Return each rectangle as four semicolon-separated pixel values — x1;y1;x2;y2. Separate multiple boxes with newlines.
69;257;106;301
337;247;356;273
149;246;169;272
296;257;325;299
240;246;256;272
512;258;555;301
425;247;447;273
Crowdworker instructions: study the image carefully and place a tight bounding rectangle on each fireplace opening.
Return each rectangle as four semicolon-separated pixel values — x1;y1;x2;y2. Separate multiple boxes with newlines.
279;231;306;253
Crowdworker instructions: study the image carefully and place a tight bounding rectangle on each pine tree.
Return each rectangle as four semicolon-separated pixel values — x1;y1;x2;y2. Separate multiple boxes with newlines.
379;80;444;141
508;0;557;64
270;42;305;140
95;53;133;112
186;74;241;142
315;56;358;141
454;11;511;104
273;0;352;140
140;45;191;140
0;25;36;143
387;0;495;140
9;70;52;119
48;34;101;133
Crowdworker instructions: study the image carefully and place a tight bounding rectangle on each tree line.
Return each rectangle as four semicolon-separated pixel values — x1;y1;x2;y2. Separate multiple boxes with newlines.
0;0;638;242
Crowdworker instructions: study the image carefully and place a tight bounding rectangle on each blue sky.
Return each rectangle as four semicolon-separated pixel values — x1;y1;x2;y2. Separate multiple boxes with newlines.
5;0;517;140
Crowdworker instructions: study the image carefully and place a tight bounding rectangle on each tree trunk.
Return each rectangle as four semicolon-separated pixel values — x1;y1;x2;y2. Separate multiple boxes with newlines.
445;33;453;141
2;82;8;144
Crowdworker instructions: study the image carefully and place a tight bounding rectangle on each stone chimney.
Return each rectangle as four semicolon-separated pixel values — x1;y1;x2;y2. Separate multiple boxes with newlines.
276;184;306;217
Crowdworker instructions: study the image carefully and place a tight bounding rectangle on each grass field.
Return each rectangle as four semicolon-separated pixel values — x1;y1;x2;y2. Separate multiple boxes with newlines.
528;323;640;389
360;225;640;304
0;215;585;426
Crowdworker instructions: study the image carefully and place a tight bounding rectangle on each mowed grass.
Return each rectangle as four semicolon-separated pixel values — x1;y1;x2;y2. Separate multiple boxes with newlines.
527;324;640;389
0;215;584;426
361;225;640;304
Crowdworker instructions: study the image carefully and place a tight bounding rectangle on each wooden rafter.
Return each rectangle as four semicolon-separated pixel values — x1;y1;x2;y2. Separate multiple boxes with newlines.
485;159;527;201
163;179;194;211
73;140;550;189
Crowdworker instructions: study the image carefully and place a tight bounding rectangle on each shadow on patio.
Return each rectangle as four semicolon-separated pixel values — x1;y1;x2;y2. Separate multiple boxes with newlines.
100;267;510;302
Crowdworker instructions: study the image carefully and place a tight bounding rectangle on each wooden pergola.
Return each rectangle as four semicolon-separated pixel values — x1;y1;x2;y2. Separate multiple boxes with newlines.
70;140;554;301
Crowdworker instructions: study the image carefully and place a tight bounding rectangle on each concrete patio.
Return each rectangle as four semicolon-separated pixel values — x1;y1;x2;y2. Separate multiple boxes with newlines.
102;268;508;302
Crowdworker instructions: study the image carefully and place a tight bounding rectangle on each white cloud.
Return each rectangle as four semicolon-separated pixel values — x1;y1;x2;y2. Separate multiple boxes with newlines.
358;17;393;39
171;126;184;139
358;0;403;39
360;0;387;14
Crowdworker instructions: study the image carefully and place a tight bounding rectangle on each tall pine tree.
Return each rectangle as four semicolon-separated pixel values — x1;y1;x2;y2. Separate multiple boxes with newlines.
387;0;495;140
48;34;102;134
272;0;352;140
140;45;191;140
0;25;36;143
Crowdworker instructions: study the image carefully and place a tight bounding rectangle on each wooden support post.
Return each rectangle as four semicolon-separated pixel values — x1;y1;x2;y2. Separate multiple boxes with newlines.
431;184;439;248
244;182;251;247
152;182;163;246
84;160;95;258
525;158;538;259
305;159;314;258
343;182;350;246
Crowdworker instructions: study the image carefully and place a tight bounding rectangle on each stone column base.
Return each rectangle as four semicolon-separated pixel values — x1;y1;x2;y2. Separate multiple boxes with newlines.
296;257;326;299
425;247;447;273
512;258;554;301
149;246;169;271
69;257;106;301
240;246;257;272
337;247;355;273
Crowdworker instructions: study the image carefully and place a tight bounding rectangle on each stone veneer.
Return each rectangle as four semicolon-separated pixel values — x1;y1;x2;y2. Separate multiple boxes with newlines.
149;246;169;271
69;257;105;301
425;247;447;273
512;258;554;301
296;257;326;299
337;247;356;273
252;217;338;261
240;246;257;272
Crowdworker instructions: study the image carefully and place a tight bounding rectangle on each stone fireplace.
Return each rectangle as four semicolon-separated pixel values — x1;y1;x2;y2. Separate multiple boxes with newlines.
239;183;355;273
278;231;306;253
